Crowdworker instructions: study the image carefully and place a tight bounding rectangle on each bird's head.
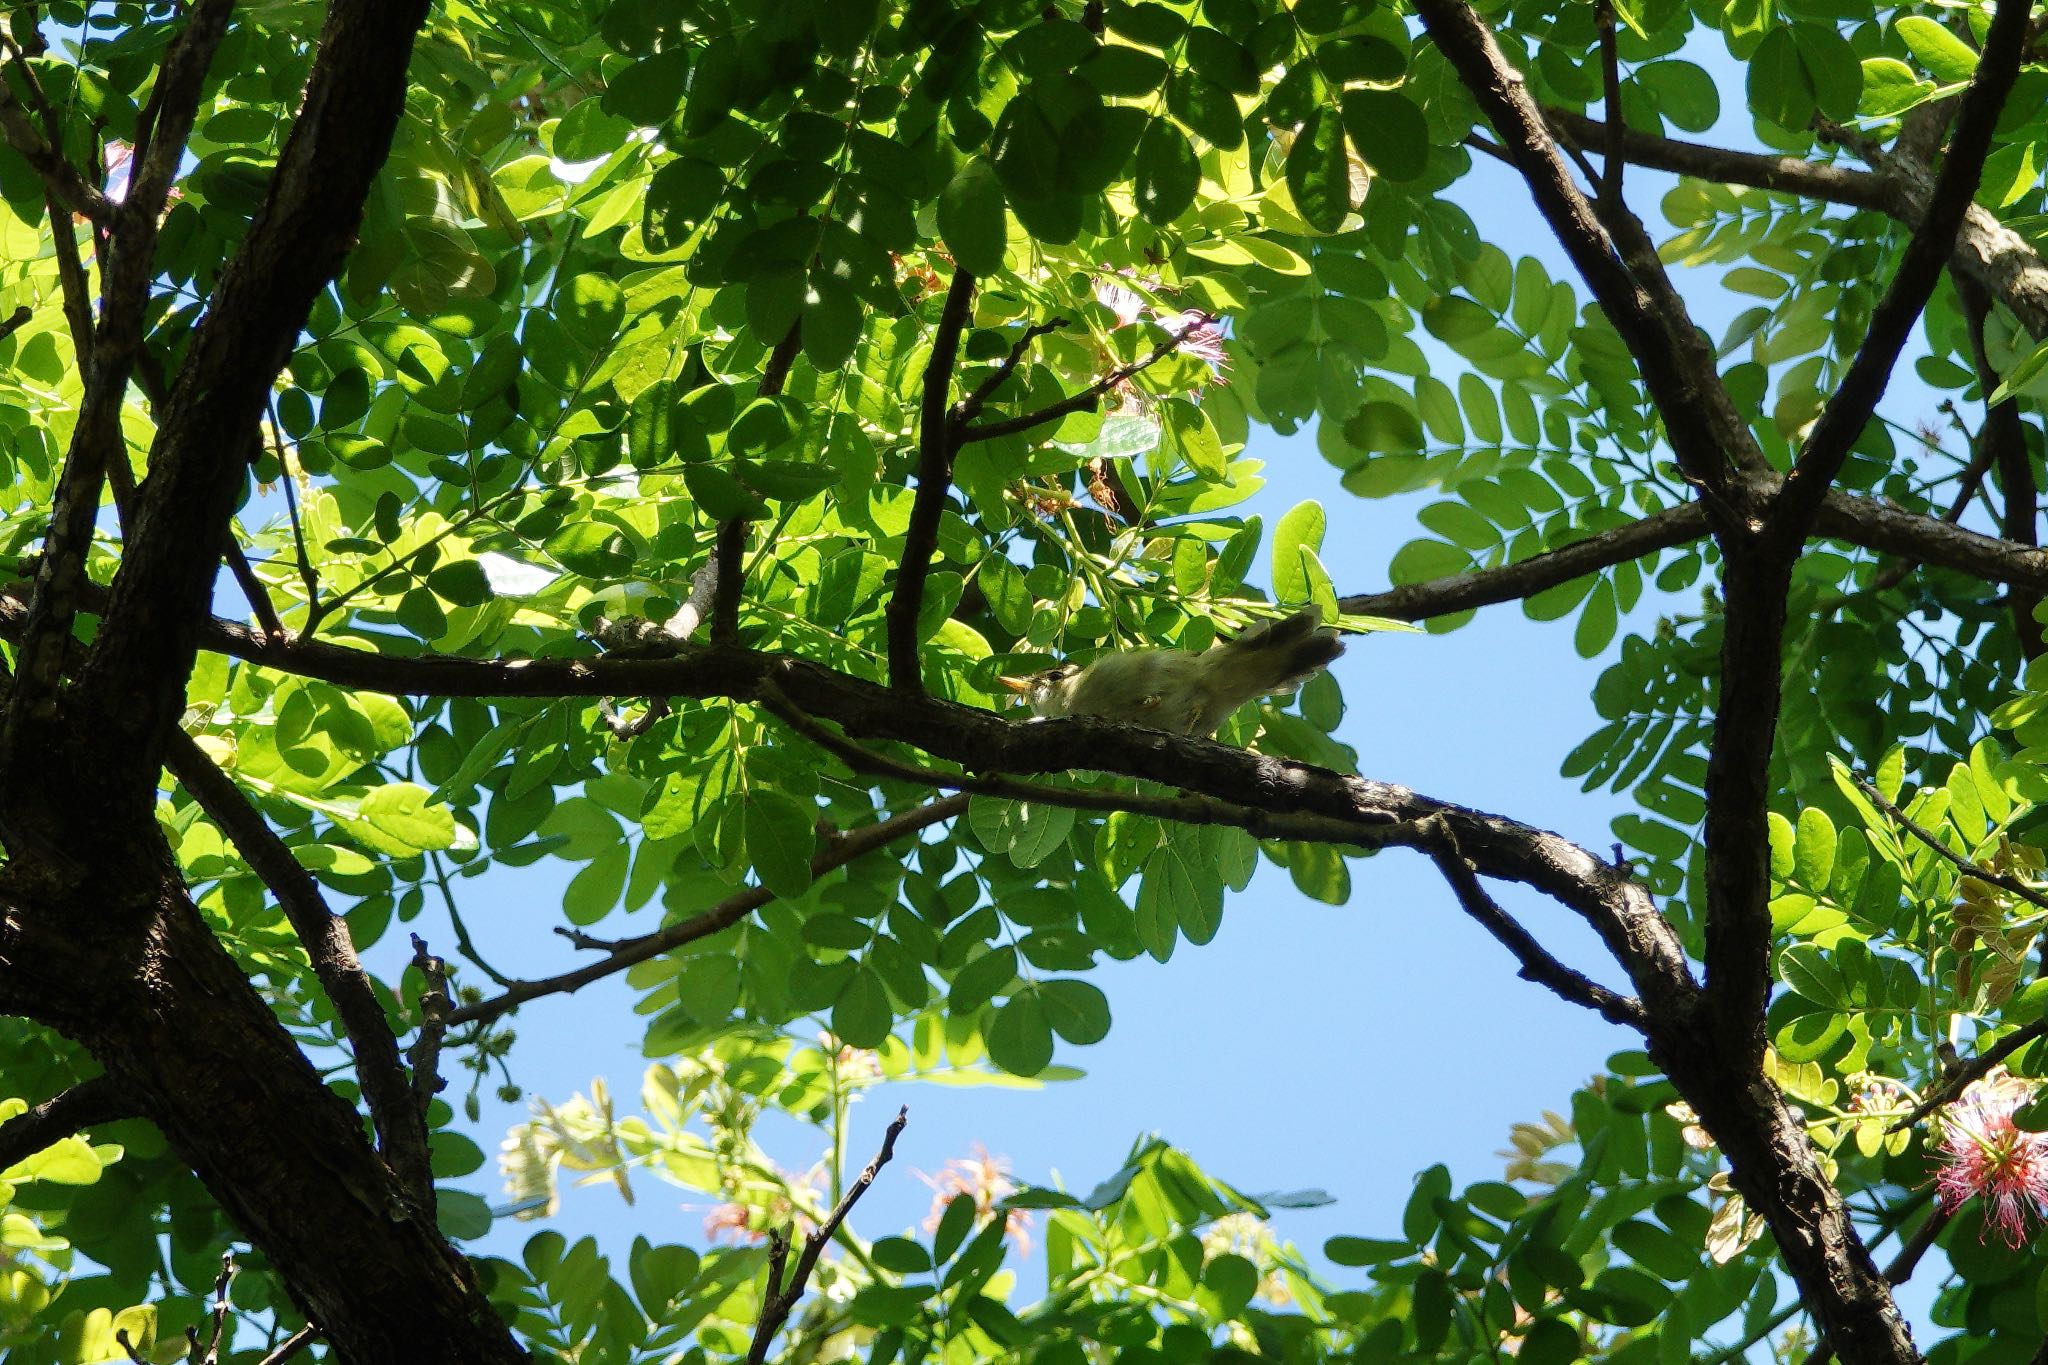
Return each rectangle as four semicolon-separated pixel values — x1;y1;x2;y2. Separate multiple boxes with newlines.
996;663;1082;717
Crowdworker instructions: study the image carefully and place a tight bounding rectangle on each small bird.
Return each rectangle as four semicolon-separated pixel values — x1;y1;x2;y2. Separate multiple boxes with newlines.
998;606;1344;737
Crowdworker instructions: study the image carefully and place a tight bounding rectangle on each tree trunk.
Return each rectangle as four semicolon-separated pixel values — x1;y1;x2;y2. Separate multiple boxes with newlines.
0;786;526;1364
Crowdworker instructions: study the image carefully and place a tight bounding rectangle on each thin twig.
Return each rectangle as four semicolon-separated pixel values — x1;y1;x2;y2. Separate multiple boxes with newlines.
1595;0;1624;203
1774;0;2032;532
253;1326;322;1365
744;1107;908;1365
224;538;286;642
954;317;1064;425
961;315;1205;445
407;934;450;1138
447;796;972;1026
1856;774;2048;916
713;325;802;643
270;403;322;617
0;304;29;345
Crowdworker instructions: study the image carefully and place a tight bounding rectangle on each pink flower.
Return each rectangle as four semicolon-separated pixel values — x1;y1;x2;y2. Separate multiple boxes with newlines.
918;1144;1034;1255
1934;1068;2048;1246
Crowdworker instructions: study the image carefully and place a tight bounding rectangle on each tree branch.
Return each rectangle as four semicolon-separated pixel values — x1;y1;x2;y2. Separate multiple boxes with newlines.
67;0;436;786
3;0;235;739
1342;504;1710;620
955;317;1065;426
161;729;434;1204
712;325;802;644
960;315;1207;445
759;684;1383;845
745;1107;907;1365
1422;817;1647;1028
446;795;972;1026
1546;110;1891;212
0;47;115;224
1774;0;2031;535
886;268;975;691
1413;0;1762;510
1594;1;1623;205
0;1075;133;1171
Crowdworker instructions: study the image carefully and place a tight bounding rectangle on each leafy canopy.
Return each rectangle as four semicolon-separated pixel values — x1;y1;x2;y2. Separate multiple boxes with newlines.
4;0;2048;1361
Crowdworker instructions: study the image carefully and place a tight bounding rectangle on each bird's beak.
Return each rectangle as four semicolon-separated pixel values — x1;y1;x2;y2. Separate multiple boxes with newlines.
995;675;1034;694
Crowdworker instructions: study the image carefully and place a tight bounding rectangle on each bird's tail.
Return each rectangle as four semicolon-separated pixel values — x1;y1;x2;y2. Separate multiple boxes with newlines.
1210;606;1345;698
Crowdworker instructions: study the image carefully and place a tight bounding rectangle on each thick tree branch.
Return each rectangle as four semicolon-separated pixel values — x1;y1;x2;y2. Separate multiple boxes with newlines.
162;730;434;1204
745;1107;907;1365
1775;0;2031;535
712;325;802;644
0;1075;133;1171
67;0;434;788
448;795;973;1026
1422;818;1646;1028
760;685;1382;845
1560;108;2048;342
185;627;1694;1018
886;268;976;691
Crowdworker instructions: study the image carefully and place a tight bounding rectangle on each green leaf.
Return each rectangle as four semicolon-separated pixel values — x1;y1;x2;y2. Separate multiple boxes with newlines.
833;966;894;1047
938;159;1007;276
970;797;1076;869
802;277;864;370
545;521;636;579
987;990;1055;1075
1895;15;1979;83
1038;978;1111;1044
349;783;465;856
1340;89;1429;182
1795;807;1838;888
1135;119;1199;225
603;48;690;126
560;273;624;350
1286;107;1353;233
745;791;816;898
1271;499;1327;605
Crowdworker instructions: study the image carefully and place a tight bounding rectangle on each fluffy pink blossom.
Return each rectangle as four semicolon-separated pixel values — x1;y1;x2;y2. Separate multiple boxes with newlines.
918;1144;1034;1255
1159;310;1229;372
1934;1068;2048;1246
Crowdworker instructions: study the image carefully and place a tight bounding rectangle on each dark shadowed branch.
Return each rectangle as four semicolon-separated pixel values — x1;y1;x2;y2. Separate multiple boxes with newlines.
162;730;433;1202
1423;816;1647;1028
713;325;803;644
0;1075;132;1171
960;315;1208;445
886;268;977;691
1413;0;1762;509
67;0;436;786
448;796;972;1026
